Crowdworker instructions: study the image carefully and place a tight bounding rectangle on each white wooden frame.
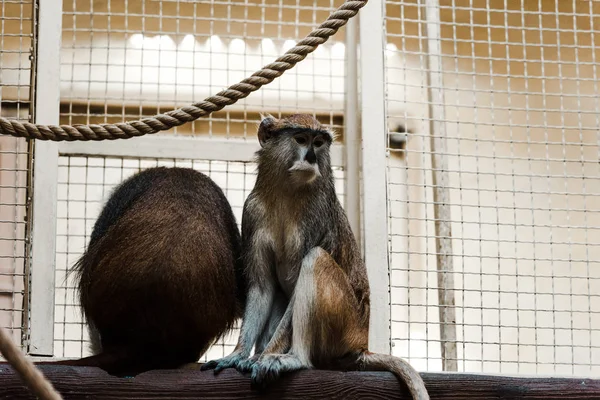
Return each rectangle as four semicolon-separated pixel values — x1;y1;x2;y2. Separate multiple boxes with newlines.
423;0;458;371
58;136;346;167
344;18;361;247
28;0;63;356
359;0;391;354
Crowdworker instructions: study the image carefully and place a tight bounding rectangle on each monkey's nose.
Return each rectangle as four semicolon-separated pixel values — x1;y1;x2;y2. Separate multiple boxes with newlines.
304;148;317;164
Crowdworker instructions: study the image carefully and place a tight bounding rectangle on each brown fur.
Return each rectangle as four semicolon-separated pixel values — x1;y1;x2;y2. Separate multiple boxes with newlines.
311;249;368;366
54;167;244;376
265;113;331;136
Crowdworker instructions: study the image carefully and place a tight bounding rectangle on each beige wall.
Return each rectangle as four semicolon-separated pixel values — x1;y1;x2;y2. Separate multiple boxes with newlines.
386;0;600;376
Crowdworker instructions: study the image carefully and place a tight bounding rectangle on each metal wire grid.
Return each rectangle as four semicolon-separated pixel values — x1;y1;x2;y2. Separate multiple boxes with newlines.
0;0;34;350
385;0;600;377
59;0;347;138
54;155;346;359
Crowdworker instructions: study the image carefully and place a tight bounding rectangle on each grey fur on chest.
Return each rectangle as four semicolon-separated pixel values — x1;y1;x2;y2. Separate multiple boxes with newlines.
249;194;329;297
262;208;306;296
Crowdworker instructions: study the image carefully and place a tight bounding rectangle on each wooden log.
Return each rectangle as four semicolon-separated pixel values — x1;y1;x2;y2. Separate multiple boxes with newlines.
1;363;599;399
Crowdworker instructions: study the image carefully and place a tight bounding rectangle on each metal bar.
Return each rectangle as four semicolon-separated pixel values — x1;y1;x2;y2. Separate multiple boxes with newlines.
344;17;361;246
359;0;390;354
28;0;63;356
58;136;347;167
423;0;458;371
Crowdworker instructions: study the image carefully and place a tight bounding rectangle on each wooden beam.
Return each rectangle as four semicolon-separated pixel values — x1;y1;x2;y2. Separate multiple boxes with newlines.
359;0;391;355
29;0;63;356
423;0;457;372
1;364;599;399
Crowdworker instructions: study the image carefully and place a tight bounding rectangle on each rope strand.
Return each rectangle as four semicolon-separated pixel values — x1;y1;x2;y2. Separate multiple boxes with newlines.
0;327;63;400
0;0;367;142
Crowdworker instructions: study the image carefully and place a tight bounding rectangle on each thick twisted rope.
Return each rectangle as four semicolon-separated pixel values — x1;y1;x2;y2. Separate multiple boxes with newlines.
0;327;62;400
0;0;367;141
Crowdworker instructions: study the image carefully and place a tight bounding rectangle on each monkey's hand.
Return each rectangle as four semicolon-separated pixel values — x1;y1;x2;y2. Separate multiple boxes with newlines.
237;353;261;373
200;350;248;374
250;353;308;391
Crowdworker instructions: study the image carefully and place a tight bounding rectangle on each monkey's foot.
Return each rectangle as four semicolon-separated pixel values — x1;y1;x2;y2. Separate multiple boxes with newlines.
237;354;260;373
200;352;248;374
250;353;308;391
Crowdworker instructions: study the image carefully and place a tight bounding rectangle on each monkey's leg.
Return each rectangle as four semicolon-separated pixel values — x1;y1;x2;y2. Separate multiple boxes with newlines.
239;299;294;376
251;247;362;389
237;289;288;373
255;289;287;354
260;297;293;355
201;282;276;373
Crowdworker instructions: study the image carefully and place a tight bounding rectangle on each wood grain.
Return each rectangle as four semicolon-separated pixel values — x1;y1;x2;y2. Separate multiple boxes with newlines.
1;363;599;399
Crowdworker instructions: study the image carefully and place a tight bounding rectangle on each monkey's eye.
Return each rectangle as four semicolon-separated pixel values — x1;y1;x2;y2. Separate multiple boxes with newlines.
313;138;325;148
294;136;307;145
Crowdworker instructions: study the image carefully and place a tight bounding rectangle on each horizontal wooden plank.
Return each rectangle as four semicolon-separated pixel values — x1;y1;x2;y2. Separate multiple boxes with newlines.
58;136;347;167
1;363;599;399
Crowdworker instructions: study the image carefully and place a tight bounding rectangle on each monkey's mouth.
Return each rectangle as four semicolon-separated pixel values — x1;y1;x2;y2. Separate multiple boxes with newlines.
288;161;321;183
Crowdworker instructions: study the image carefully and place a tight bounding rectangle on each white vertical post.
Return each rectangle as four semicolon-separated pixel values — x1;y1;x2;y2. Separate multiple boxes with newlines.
423;0;458;371
344;18;361;248
28;0;62;356
359;0;390;354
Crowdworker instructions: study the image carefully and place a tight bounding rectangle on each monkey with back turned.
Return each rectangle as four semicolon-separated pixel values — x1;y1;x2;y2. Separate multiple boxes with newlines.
53;167;245;376
203;114;430;399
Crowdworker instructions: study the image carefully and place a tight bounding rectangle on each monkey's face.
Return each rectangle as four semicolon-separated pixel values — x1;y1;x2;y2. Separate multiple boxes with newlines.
257;115;333;187
286;131;329;185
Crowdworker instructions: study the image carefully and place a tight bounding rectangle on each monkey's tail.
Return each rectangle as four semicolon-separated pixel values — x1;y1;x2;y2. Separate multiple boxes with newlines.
358;352;430;400
37;350;144;377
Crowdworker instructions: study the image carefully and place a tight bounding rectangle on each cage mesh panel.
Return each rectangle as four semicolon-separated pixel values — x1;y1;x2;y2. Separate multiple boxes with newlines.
385;0;600;377
54;155;346;359
60;0;346;138
0;0;33;350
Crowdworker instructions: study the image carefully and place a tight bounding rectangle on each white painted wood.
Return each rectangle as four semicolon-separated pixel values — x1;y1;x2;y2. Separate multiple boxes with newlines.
344;18;362;247
28;0;63;356
424;0;458;371
58;135;346;167
359;0;391;354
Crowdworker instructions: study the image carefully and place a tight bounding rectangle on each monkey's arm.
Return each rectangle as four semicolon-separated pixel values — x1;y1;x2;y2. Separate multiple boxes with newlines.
261;300;292;354
255;294;293;360
202;219;277;373
201;281;276;373
237;298;293;373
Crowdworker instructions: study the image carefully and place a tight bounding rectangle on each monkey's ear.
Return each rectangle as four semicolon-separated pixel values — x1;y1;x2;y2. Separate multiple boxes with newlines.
258;116;277;148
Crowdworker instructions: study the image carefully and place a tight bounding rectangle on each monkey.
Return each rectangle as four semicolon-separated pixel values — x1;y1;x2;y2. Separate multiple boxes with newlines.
49;166;245;377
202;114;430;400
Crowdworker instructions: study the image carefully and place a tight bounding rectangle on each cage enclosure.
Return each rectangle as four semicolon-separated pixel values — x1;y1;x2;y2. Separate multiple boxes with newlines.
1;0;600;398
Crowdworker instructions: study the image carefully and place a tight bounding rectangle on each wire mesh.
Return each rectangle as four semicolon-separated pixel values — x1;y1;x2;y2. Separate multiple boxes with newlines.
385;0;600;377
0;0;34;350
59;0;347;137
